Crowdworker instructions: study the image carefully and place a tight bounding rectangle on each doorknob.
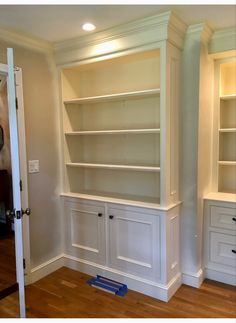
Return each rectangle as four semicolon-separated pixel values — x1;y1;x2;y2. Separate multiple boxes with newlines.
22;208;31;216
6;208;31;220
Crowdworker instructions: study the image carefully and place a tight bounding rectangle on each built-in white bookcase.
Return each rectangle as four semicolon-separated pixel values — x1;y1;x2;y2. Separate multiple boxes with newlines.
61;49;172;207
217;60;236;194
57;11;186;301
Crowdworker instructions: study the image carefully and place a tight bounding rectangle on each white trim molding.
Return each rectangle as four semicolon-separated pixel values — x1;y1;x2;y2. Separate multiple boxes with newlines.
205;268;236;286
182;269;204;288
27;253;181;302
28;254;65;284
64;254;182;302
54;10;186;66
209;27;236;55
0;27;53;53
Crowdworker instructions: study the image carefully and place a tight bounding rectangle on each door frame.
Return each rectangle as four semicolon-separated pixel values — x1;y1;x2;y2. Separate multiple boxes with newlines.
0;64;31;281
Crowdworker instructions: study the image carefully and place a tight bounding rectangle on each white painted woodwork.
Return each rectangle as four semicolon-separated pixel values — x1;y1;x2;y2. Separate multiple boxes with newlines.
66;162;160;172
6;49;26;317
204;199;236;286
210;205;236;231
64;88;160;104
210;232;236;268
57;11;184;301
64;200;106;265
62;196;181;298
65;129;160;135
107;206;161;281
212;57;236;195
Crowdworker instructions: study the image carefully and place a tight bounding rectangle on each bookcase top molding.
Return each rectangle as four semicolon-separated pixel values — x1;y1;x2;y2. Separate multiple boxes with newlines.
54;10;187;66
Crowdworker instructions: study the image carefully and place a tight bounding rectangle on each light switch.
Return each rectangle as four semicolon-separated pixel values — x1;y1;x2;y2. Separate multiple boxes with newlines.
28;160;39;173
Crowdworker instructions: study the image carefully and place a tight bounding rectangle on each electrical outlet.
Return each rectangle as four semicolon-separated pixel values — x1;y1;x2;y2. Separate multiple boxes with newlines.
28;160;39;173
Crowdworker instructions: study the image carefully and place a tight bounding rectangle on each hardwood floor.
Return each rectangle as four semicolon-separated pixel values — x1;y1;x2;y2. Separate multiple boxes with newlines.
0;229;16;291
0;266;235;318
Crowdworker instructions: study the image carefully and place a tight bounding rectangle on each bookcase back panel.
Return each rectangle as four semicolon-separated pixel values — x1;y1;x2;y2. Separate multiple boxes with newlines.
220;99;236;128
67;167;160;202
62;49;160;99
66;134;160;166
220;61;236;96
65;96;160;132
218;165;236;193
219;132;236;161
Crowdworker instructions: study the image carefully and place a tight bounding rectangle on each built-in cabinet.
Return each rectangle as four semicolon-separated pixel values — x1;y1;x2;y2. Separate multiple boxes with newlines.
63;197;180;300
58;12;186;301
204;53;236;286
204;197;236;285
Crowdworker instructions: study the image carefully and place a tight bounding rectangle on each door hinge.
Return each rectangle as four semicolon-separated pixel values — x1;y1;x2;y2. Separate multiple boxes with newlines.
23;258;26;270
20;180;23;192
15;97;18;110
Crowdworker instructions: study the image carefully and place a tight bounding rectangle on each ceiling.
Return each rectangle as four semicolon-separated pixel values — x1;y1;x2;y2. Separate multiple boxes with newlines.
0;5;235;43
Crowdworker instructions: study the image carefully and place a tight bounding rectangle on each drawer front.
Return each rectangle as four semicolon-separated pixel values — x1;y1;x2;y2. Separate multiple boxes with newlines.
210;231;236;268
210;205;236;231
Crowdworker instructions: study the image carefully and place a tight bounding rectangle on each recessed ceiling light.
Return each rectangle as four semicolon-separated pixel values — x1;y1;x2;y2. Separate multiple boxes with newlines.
82;23;96;32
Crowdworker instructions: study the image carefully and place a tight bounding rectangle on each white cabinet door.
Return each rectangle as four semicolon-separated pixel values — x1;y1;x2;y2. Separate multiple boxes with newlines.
108;206;161;281
64;200;106;265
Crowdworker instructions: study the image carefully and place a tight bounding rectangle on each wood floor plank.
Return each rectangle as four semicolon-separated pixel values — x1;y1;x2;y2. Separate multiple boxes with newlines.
0;266;235;318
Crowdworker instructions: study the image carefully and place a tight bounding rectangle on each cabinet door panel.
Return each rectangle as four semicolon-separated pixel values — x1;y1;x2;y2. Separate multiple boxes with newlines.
108;207;161;281
64;200;106;265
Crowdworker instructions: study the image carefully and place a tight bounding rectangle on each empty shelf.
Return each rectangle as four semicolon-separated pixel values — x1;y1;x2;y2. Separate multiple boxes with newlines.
65;128;160;136
66;162;161;172
64;88;160;104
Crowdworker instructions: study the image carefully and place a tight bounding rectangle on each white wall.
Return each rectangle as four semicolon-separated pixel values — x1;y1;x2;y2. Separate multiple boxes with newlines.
0;39;63;268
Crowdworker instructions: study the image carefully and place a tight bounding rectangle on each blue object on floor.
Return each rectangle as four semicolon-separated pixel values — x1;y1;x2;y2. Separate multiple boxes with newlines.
87;275;128;296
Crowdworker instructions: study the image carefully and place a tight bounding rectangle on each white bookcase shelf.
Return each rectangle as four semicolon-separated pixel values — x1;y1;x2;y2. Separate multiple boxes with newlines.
219;128;236;132
218;161;236;165
220;94;236;101
215;59;236;195
60;44;180;208
64;88;160;104
65;128;160;136
66;162;161;172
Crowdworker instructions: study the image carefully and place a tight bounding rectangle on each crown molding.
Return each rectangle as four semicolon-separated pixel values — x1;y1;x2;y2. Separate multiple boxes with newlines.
0;27;53;54
186;23;213;44
54;10;186;66
209;27;236;54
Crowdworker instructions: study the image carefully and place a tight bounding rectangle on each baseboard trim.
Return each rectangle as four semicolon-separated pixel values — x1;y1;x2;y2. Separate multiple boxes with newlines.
63;254;182;302
205;268;236;286
29;254;65;284
182;268;204;288
27;253;182;301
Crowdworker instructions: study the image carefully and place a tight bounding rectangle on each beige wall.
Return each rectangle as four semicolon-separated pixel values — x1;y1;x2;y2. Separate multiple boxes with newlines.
0;40;62;268
0;83;11;174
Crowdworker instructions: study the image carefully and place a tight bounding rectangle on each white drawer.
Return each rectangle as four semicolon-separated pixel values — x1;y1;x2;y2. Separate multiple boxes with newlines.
210;205;236;231
210;231;236;268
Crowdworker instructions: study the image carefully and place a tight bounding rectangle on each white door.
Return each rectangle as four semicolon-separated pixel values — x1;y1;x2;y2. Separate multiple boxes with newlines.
6;48;26;318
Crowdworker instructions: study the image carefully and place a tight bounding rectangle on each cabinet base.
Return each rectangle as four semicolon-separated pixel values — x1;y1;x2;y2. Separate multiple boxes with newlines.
205;268;236;286
63;254;182;302
28;253;182;301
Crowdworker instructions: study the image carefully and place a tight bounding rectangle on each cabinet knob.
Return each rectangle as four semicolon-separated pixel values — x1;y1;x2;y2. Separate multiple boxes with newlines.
109;215;114;219
98;213;103;217
232;250;236;254
232;218;236;222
